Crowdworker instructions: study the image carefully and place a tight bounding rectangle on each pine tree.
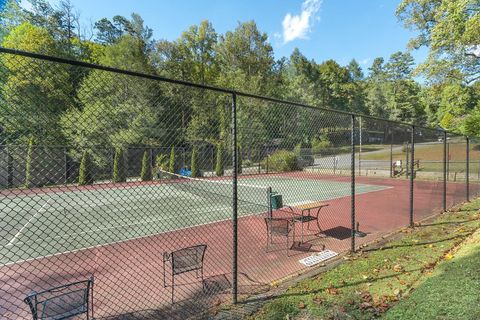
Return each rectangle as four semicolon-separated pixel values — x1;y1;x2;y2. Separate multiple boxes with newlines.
112;147;126;182
140;149;152;181
215;143;224;176
78;150;92;186
24;137;34;188
168;147;175;173
191;147;199;177
237;146;242;174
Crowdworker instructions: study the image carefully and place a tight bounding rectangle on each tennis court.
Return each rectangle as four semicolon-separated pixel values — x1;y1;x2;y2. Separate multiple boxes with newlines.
0;174;389;266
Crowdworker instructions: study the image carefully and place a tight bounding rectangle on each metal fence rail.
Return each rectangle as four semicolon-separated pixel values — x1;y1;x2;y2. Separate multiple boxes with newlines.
0;47;479;319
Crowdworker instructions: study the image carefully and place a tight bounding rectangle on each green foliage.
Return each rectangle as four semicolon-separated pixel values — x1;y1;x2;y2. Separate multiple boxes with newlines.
153;153;168;179
262;150;298;173
312;135;332;155
1;22;74;145
237;146;242;174
191;147;199;178
78;150;92;186
24;137;33;188
215;144;224;176
396;0;480;84
112;148;126;183
140;150;152;181
168;147;176;173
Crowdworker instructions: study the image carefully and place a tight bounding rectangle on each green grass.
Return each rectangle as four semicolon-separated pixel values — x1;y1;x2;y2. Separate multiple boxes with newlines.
384;222;480;319
247;199;480;320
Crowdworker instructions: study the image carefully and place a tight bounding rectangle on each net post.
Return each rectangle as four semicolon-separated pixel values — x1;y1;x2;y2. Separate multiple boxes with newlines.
443;131;447;211
350;114;356;253
466;136;470;202
409;126;415;227
231;92;238;305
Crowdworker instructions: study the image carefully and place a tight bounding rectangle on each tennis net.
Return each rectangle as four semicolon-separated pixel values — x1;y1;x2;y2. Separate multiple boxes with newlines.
157;170;271;213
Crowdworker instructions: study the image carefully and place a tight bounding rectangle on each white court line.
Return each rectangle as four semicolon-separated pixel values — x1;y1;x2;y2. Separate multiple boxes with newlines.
7;198;52;247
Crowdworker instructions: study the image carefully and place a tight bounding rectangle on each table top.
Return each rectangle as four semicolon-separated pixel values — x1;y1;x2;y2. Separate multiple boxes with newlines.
293;201;329;211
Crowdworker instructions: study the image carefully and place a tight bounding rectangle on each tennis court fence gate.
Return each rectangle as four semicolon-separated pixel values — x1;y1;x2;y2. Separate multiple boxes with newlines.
0;47;479;319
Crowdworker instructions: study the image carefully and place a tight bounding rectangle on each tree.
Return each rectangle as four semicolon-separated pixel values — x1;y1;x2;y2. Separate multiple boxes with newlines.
78;150;92;185
384;51;414;80
140;149;152;181
168;147;175;173
368;57;385;80
191;147;199;177
215;143;224;176
95;13;153;47
1;22;74;145
24;137;34;188
112;148;126;183
397;0;480;84
347;59;364;81
61;34;162;166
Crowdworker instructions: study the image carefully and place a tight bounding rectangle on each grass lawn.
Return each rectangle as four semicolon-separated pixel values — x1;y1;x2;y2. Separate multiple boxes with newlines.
360;142;480;173
384;223;480;319
246;199;480;320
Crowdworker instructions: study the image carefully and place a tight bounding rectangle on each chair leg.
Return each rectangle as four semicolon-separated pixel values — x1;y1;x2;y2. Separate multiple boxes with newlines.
171;274;174;304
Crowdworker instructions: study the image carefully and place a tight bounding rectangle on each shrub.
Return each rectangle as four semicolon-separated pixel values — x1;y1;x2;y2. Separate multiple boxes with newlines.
78;150;93;186
237;146;242;174
140;150;152;181
215;143;224;176
153;153;168;179
191;147;199;177
311;135;332;155
112;148;126;183
24;137;34;188
168;147;175;173
262;150;298;172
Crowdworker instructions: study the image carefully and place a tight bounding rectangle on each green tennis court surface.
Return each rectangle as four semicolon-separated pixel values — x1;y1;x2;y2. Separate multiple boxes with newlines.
0;176;389;265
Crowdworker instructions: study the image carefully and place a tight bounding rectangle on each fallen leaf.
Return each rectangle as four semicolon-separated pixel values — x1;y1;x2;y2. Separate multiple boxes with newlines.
393;264;404;272
445;253;454;260
313;296;323;305
326;286;340;295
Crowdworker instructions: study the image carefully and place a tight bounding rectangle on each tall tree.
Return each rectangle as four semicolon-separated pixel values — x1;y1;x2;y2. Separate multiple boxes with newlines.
397;0;480;84
0;22;74;145
60;35;163;166
347;59;364;81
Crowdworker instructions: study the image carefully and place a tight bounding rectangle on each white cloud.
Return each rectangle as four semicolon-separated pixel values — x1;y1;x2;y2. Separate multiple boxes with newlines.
282;0;322;44
360;58;371;65
19;0;33;11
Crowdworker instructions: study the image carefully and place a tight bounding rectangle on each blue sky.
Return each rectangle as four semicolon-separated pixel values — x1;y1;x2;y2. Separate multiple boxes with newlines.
19;0;427;70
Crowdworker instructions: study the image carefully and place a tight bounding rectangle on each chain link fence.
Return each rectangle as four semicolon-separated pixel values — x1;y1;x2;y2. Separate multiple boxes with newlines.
0;48;477;319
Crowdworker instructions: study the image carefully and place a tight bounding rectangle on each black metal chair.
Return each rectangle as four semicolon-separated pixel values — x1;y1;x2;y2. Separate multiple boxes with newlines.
163;244;207;304
264;217;295;255
24;276;94;320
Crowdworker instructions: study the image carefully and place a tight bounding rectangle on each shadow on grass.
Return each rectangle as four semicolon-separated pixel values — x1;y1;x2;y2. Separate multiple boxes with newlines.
362;233;470;253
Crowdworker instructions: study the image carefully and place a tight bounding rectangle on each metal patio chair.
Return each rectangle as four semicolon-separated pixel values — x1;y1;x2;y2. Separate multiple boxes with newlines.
24;276;94;320
163;244;207;304
264;217;295;255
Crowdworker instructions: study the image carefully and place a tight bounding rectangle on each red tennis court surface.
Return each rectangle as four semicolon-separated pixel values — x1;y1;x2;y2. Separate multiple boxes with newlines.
1;173;477;319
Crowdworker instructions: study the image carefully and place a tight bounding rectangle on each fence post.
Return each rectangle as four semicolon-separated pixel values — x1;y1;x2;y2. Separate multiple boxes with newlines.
409;126;415;227
390;128;393;178
443;131;447;211
231;93;238;304
466;137;470;202
351;114;356;252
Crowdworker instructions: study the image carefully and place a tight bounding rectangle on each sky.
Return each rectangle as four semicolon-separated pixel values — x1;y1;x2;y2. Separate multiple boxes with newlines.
18;0;428;70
